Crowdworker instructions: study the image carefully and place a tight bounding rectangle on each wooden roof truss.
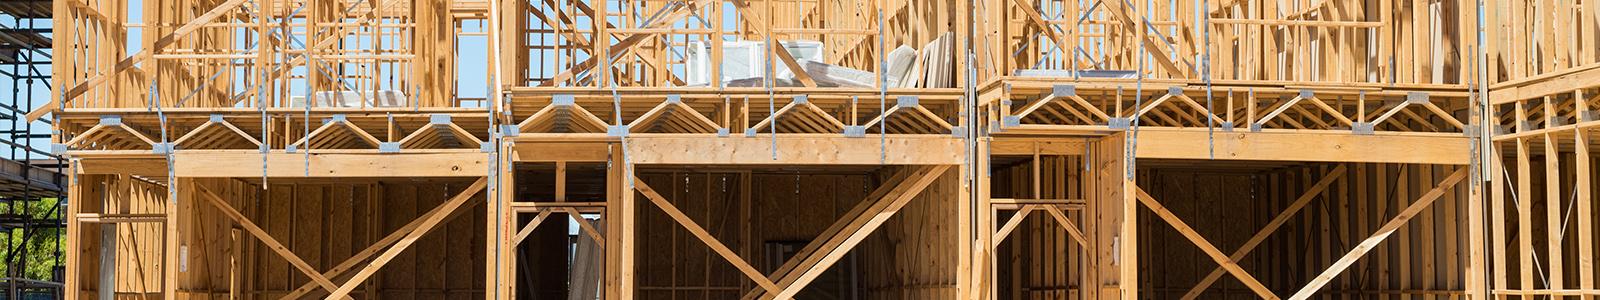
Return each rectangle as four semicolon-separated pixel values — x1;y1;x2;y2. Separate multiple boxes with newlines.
993;83;1472;135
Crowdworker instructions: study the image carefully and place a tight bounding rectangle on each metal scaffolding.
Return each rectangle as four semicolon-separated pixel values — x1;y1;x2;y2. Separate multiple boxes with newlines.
0;0;63;298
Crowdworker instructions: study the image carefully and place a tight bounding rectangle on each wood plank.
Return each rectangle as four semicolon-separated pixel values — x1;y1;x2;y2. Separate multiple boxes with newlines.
76;157;167;176
1548;132;1567;295
1519;138;1536;297
1579;131;1595;300
1492;143;1511;300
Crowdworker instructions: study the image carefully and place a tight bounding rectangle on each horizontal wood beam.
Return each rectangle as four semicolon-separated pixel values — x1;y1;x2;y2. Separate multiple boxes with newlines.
1133;129;1471;165
989;139;1087;156
1493;289;1600;296
172;152;488;177
1490;63;1600;104
511;142;611;162
77;157;167;176
624;136;963;165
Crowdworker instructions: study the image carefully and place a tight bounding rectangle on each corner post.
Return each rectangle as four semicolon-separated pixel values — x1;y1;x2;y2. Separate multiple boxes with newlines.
606;143;636;299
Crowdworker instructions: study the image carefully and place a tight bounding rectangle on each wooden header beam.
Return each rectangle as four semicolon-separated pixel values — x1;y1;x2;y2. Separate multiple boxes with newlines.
172;151;489;177
622;135;963;165
1132;129;1471;165
985;129;1470;165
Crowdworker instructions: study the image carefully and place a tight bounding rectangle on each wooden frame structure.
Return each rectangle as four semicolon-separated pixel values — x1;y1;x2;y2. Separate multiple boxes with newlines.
46;0;1600;298
1484;0;1600;297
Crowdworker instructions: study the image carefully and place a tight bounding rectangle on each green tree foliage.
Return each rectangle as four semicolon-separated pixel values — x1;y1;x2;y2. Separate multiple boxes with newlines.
0;198;63;281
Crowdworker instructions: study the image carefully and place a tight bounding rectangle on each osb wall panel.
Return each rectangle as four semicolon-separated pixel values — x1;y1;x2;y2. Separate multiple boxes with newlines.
172;179;485;299
1135;169;1259;300
634;172;755;300
1136;164;1468;299
859;167;960;298
634;172;868;300
633;167;957;299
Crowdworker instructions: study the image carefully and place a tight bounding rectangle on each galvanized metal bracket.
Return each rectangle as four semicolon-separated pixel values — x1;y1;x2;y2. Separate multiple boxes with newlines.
607;125;630;137
844;126;866;137
1548;116;1568;127
1053;84;1076;97
152;143;174;154
1352;122;1375;135
1002;116;1021;127
500;124;521;137
553;94;576;106
897;95;919;108
100;115;122;126
1108;118;1131;130
1406;92;1429;104
378;142;401;153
